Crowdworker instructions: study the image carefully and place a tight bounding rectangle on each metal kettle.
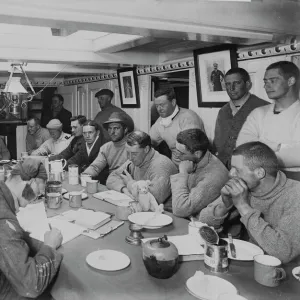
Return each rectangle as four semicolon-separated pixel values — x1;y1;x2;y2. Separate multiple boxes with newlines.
142;235;179;279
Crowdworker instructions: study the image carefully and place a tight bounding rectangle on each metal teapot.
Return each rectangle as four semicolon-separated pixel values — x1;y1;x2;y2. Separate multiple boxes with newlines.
142;235;179;279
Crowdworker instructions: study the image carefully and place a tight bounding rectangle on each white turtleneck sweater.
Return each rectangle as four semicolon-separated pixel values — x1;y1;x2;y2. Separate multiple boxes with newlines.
84;137;128;177
236;100;300;171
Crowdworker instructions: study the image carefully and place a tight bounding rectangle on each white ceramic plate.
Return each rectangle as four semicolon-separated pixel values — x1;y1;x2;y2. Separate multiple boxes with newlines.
86;250;130;271
128;212;173;229
186;275;238;300
223;238;264;261
0;160;10;164
63;192;88;200
292;266;300;281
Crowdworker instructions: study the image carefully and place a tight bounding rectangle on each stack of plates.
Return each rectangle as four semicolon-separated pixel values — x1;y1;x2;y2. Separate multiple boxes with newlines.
186;274;238;300
128;212;173;229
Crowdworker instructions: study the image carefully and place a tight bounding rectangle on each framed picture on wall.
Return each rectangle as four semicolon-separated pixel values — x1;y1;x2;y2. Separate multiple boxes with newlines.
193;45;238;107
117;67;140;108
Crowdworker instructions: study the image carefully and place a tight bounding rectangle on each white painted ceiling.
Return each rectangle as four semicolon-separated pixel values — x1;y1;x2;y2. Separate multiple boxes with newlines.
0;0;299;80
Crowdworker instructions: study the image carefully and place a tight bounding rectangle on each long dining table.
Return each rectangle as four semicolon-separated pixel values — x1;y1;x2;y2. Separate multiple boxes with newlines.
47;178;300;300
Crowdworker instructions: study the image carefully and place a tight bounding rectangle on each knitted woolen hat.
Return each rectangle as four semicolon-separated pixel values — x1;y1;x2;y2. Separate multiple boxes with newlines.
11;158;47;181
46;119;63;129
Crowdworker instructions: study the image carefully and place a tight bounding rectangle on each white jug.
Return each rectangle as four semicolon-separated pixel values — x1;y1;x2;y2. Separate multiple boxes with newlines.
49;159;67;173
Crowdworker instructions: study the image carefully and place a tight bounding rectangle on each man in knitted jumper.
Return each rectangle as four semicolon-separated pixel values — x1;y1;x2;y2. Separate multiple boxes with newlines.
199;141;300;263
170;129;228;218
214;68;268;169
106;130;177;210
237;61;300;177
83;111;134;177
150;87;205;167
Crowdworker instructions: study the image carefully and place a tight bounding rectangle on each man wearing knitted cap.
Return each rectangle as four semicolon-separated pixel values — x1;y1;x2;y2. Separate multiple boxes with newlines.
84;111;134;180
0;157;63;299
93;89;126;140
31;118;73;156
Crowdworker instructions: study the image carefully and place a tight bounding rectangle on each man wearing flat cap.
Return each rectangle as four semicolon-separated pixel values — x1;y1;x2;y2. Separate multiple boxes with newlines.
31;119;73;156
84;111;134;180
0;157;63;299
93;89;126;140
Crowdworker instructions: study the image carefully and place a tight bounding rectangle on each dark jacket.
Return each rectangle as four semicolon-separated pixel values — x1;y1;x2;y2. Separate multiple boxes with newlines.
0;182;63;300
213;94;268;168
67;131;109;184
41;107;72;134
49;135;84;162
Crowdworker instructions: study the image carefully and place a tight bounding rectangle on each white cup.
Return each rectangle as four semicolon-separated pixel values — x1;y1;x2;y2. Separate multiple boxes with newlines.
188;221;206;244
80;174;91;187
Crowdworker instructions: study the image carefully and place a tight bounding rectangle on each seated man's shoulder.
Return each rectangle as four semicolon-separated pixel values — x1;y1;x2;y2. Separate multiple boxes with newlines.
250;102;272;117
153;151;176;169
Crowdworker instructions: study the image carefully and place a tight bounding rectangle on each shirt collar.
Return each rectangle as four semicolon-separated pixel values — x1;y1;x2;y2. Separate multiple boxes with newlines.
229;93;251;116
159;105;179;127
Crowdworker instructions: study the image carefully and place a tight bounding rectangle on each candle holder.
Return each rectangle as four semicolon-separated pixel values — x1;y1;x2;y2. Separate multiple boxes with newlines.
125;223;144;246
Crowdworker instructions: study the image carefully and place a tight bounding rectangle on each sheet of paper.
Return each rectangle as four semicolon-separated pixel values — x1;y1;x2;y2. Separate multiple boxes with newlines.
17;202;50;238
30;218;85;244
142;235;204;255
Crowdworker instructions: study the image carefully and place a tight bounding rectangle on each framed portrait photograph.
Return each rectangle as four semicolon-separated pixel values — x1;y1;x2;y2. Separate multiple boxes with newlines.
193;45;238;107
117;67;140;108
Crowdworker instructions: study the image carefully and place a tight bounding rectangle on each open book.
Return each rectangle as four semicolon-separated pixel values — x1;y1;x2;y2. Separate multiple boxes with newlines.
93;190;134;207
142;235;205;262
53;209;111;230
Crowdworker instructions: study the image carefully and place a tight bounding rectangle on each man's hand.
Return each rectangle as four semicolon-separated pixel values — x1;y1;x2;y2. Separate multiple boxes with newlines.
220;185;233;209
120;169;133;186
179;160;195;174
44;228;63;250
223;178;251;214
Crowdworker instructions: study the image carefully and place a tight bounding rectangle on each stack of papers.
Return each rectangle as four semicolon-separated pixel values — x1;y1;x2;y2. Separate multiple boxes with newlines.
53;209;111;230
142;235;204;261
93;190;134;207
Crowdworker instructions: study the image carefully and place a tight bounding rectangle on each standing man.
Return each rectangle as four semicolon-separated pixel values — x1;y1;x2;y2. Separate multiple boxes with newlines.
150;87;205;167
41;94;72;134
26;117;51;154
31;119;72;156
171;129;228;218
66;120;109;182
93;89;128;140
106;130;178;209
211;62;225;91
237;61;300;177
214;68;268;168
49;115;87;162
84;112;134;177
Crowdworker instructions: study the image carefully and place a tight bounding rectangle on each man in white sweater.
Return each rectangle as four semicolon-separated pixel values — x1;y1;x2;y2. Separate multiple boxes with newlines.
236;61;300;177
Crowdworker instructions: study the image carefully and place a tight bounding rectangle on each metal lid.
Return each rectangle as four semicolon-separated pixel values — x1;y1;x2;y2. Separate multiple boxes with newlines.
150;235;170;249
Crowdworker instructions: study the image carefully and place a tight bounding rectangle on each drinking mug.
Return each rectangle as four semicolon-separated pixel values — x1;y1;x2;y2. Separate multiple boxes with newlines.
47;192;62;209
86;179;98;194
254;254;286;287
80;174;91;187
116;205;133;220
69;191;82;208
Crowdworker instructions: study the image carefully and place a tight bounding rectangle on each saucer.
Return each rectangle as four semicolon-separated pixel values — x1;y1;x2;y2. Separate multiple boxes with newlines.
86;250;130;271
63;192;88;200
